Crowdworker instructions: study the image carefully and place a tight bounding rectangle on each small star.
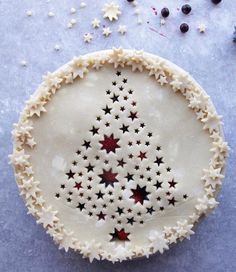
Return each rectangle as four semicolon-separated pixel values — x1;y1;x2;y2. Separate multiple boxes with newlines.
115;115;120;120
82;140;91;149
66;170;75;179
128;111;138;121
168;179;177;188
198;23;206;33
85;163;94;172
112;81;117;86
154;156;163;166
120;124;129;133
110;93;119;103
74;182;82;190
90;126;99;135
168;197;177;206
166;167;171;172
96;191;104;199
91;18;100;28
116;71;121;76
125;173;133;181
127;217;135;225
147;207;155;214
183;194;188;199
123;78;127;83
117;159;126;167
138;151;147;161
154;180;162;189
120;106;125;111
77;203;85;211
116;207;124;215
102;105;112;114
118;24;127;35
103;27;112;37
83;33;93;43
147;132;152;137
119;86;124;91
97;211;106;220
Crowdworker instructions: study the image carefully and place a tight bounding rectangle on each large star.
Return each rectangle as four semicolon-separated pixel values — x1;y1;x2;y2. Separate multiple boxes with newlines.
99;134;120;153
110;228;130;241
99;168;118;187
131;185;149;205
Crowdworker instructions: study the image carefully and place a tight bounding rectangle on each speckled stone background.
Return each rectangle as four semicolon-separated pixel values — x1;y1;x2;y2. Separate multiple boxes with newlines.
0;0;236;271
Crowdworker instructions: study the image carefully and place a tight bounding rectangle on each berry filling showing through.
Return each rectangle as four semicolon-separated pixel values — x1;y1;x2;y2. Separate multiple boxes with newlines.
55;70;188;242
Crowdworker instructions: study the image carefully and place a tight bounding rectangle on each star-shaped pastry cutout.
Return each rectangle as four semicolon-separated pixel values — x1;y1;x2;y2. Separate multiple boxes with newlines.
99;168;118;187
138;151;147;161
83;33;93;43
91;18;100;28
110;228;130;241
118;25;127;35
99;134;120;153
102;27;112;37
131;185;149;204
103;2;121;21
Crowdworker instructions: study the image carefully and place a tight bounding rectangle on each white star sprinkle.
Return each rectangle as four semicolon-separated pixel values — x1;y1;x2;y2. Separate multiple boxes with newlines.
48;11;55;17
54;44;61;51
37;206;59;228
26;10;33;17
118;25;127;35
83;33;93;43
91;18;100;28
70;7;77;14
198;23;207;33
80;2;87;8
20;60;27;67
102;27;112;37
160;18;166;25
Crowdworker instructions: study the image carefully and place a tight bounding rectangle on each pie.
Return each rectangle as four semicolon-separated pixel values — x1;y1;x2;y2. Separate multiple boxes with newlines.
10;48;228;262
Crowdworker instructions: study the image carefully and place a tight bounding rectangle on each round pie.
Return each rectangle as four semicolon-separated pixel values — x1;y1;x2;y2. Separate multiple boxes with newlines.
10;49;228;262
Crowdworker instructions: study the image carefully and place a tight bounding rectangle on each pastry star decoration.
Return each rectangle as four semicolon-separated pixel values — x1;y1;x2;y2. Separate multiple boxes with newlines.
170;76;183;92
196;195;218;214
202;112;222;133
202;165;224;188
26;98;47;117
111;243;133;262
19;177;40;200
103;2;121;21
71;57;89;79
189;93;209;110
43;72;62;92
174;220;194;240
58;230;76;252
198;23;207;33
9;149;30;167
80;241;101;262
148;231;169;254
108;47;125;68
37;206;59;228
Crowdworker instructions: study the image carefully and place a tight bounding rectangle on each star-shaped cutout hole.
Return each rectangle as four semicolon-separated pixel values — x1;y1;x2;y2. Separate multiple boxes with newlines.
131;185;149;205
66;170;75;179
138;151;147;161
99;168;118;187
74;182;82;190
99;134;120;153
110;228;130;241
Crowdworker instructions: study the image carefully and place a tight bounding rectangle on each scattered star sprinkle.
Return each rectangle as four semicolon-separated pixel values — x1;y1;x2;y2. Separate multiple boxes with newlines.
92;18;100;29
80;2;87;8
118;25;127;35
134;8;140;15
26;10;33;17
83;33;93;43
160;18;166;26
48;11;55;17
103;2;121;21
103;27;112;37
70;7;77;14
20;60;27;67
54;44;61;51
198;23;207;33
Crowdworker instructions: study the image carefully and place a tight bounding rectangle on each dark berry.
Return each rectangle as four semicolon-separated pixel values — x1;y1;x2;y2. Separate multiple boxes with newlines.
211;0;222;4
161;7;170;18
181;4;192;15
233;27;236;43
127;0;134;2
180;23;189;33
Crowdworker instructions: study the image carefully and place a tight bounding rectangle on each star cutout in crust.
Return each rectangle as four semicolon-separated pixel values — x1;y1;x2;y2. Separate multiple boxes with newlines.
99;134;120;153
131;185;149;205
110;228;130;241
99;168;118;187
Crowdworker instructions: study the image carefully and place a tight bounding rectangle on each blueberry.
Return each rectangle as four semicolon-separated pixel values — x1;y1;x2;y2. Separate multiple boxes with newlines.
180;23;189;33
127;0;134;2
181;4;192;15
161;7;170;18
211;0;222;4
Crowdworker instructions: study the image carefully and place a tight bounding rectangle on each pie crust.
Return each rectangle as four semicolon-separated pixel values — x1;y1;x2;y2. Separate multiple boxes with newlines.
10;48;229;262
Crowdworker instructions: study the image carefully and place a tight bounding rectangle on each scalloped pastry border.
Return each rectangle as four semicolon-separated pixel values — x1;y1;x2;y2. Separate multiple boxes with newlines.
9;48;229;263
